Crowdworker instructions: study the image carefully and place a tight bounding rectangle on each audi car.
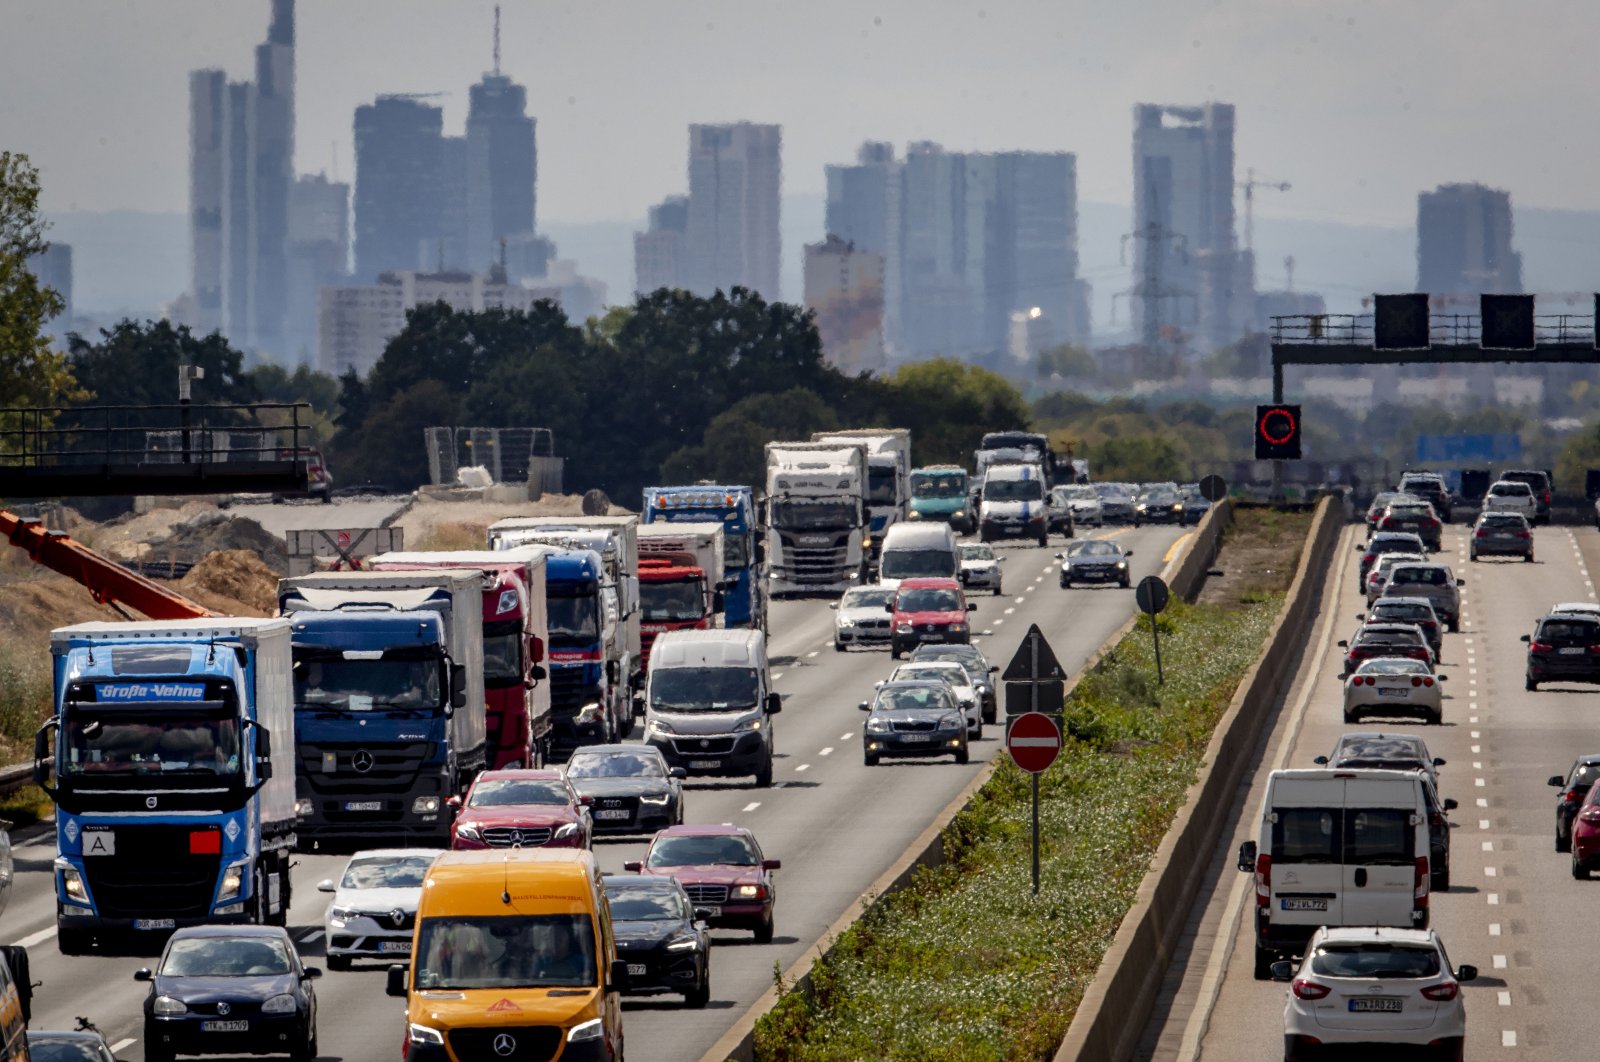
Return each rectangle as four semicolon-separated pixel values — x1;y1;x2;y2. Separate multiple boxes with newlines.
623;825;780;942
564;744;685;834
602;875;711;1007
315;848;435;970
447;768;592;850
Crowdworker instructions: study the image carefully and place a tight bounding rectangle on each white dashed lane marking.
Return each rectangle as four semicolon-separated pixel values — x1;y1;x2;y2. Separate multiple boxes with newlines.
1493;954;1508;968
1499;991;1512;1006
795;763;810;773
1490;923;1501;935
1504;1031;1518;1048
742;802;761;813
807;651;819;658
110;1041;135;1055
840;731;854;741
12;927;53;948
819;747;834;757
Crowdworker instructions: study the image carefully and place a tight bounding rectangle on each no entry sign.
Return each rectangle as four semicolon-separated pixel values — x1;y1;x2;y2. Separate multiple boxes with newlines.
1006;712;1062;774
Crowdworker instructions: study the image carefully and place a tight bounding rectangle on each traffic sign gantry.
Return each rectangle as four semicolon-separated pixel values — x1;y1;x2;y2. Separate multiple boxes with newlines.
1006;712;1062;774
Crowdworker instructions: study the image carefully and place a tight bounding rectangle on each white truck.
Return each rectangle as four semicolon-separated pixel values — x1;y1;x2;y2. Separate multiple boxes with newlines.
810;428;911;554
765;439;869;597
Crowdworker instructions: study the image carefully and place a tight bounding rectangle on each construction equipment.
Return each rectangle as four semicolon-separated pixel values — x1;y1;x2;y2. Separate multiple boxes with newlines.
0;510;214;620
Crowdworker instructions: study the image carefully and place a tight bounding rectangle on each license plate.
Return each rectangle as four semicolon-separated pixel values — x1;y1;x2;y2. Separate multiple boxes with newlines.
135;918;175;930
1560;647;1586;655
898;734;932;743
343;800;383;811
201;1021;250;1032
1280;897;1328;911
1349;998;1403;1013
1377;688;1409;698
379;941;409;953
699;905;721;918
594;809;631;820
688;760;720;769
627;963;647;977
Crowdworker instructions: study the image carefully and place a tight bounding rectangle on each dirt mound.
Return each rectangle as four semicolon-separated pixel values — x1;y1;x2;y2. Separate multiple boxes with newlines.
396;493;634;552
148;512;288;573
178;551;278;616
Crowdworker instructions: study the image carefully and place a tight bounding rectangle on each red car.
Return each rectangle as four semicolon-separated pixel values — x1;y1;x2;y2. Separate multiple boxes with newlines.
623;824;780;942
448;768;593;850
888;577;975;659
1572;780;1600;879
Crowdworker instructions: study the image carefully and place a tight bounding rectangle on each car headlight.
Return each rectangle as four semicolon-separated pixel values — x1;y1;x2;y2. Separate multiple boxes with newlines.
455;823;481;842
153;996;188;1017
866;717;891;734
261;993;297;1015
1116;561;1127;569
734;717;764;732
954;509;966;519
949;622;968;632
666;936;701;951
568;1018;605;1044
327;906;354;928
409;1024;445;1046
836;617;856;629
733;884;762;900
908;509;923;520
577;702;605;724
639;792;671;805
217;862;246;903
412;796;441;814
553;822;580;840
647;717;677;736
939;713;963;730
896;623;913;633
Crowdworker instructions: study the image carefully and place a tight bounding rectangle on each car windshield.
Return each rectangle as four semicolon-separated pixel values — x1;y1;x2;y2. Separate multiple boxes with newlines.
605;885;689;922
875;685;954;711
414;915;596;989
895;665;969;687
1356;659;1429;676
1311;943;1442;979
341;855;434;890
1336;736;1427;762
910;473;966;498
771;499;857;531
1387;505;1430;519
1360;628;1423;644
1061;486;1098;501
295;656;443;713
1390;567;1446;586
985;478;1044;501
467;778;571;807
641;578;706;622
161;937;293;977
62;712;242;777
1538;620;1600;641
547;594;600;646
1491;482;1532;496
842;588;895;609
650;666;760;712
1374;606;1430;623
648;833;759;867
880;548;958;580
26;1041;107;1062
897;588;960;612
1076;541;1121;557
566;751;665;779
960;544;995;561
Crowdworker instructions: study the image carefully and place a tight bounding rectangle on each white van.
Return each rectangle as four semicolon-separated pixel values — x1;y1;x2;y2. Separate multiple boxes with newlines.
643;628;781;787
876;522;960;590
978;463;1048;545
1236;769;1433;979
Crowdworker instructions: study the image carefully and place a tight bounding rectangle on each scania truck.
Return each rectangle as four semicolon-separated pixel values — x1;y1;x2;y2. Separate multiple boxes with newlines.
810;428;911;555
277;569;486;849
764;440;869;597
641;485;766;630
36;618;297;953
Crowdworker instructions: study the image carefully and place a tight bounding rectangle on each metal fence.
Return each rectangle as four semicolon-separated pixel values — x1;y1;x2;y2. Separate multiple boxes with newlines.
1270;313;1599;346
424;426;563;496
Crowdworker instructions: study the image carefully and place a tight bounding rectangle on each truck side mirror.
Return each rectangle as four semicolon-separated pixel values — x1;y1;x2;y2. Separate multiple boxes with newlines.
528;665;547;682
883;603;895;613
713;590;726;613
386;964;409;997
529;635;545;664
1237;840;1257;872
254;726;273;782
966;603;977;612
622;860;643;872
451;663;468;709
1443;798;1459;811
32;723;55;795
766;692;782;714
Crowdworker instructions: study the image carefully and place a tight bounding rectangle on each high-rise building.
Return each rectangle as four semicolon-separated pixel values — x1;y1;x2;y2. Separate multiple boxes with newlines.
220;79;255;346
285;174;350;361
1417;183;1522;294
634;195;689;296
354;96;451;280
684;123;781;299
30;243;73;340
803;235;886;375
896;142;977;358
825;142;900;350
982;151;1089;351
189;69;227;335
465;72;537;273
250;0;295;354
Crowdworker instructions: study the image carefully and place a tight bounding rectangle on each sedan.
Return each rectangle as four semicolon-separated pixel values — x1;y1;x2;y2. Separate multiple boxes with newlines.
1365;491;1422;533
1522;613;1600;690
1058;540;1133;588
1272;926;1474;1060
138;925;320;1062
1093;484;1137;524
1314;731;1445;790
1358;531;1429;584
1135;489;1184;525
1381;563;1464;631
1548;755;1600;853
958;543;1004;595
1376;501;1442;551
1178;488;1212;526
889;661;983;735
623;825;780;942
26;1031;118;1062
1469;511;1533;562
448;769;592;850
1365;552;1426;604
910;643;999;724
859;680;970;766
565;744;685;834
1338;624;1435;675
315;848;435;970
1342;657;1445;725
831;585;896;651
1055;485;1104;528
603;875;710;1007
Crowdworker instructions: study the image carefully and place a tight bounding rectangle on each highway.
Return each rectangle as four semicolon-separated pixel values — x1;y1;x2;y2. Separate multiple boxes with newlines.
11;522;1190;1062
1141;521;1600;1061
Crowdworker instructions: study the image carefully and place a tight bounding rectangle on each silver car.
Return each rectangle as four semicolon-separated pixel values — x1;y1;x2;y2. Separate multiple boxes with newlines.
317;848;436;969
1381;562;1465;631
1342;657;1445;725
958;543;1004;594
888;660;983;735
1094;483;1137;524
832;585;896;650
1054;484;1104;528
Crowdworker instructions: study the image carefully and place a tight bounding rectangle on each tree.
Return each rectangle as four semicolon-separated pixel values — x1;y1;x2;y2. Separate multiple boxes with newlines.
882;359;1031;468
67;319;256;409
339;380;460;489
661;388;840;487
0;152;81;416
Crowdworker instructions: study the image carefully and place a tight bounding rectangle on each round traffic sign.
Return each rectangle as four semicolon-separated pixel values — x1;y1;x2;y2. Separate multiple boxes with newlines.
1198;474;1228;503
1136;575;1170;615
1006;712;1062;774
1259;407;1296;445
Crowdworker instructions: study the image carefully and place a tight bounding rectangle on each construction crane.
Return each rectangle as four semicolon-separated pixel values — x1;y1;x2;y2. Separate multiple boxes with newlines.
1;510;215;620
1238;168;1291;254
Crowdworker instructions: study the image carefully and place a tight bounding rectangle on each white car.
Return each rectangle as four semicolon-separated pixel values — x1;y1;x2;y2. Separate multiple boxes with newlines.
1274;926;1475;1061
317;848;437;970
1551;601;1600;621
1054;484;1104;528
958;543;1004;594
832;585;896;651
888;660;983;735
1342;657;1444;725
1482;479;1537;517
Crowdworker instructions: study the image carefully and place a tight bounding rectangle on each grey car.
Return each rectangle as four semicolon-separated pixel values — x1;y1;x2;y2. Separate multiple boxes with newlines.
1380;561;1464;631
1469;511;1533;562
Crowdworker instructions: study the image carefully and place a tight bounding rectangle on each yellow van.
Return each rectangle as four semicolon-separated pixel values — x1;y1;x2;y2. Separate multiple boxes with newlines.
386;849;625;1062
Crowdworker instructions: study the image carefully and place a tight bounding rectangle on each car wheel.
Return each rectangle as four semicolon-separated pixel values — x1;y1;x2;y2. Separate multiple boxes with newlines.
1525;552;1535;563
864;754;879;767
956;745;970;765
1558;828;1571;854
971;720;983;740
1469;551;1478;562
1432;1037;1464;1062
1120;577;1131;589
890;644;902;660
1527;675;1538;692
755;759;774;788
833;641;845;652
754;915;775;944
1432;862;1449;892
326;954;351;972
1576;853;1591;880
685;970;711;1008
145;1041;173;1062
1447;618;1459;633
983;704;996;725
1428;711;1442;726
1036;533;1048;547
1253;944;1275;981
1343;711;1357;724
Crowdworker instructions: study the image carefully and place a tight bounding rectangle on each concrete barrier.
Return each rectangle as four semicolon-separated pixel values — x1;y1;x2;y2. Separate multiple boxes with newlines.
1052;495;1343;1062
698;507;1231;1062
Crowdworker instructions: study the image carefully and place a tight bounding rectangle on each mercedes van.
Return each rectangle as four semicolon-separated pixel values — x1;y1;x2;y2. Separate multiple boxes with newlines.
642;629;781;787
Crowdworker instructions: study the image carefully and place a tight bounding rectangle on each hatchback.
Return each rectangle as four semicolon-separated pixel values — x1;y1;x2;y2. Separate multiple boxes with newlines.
316;848;435;970
1339;624;1435;675
1314;731;1445;790
1522;613;1600;690
1362;597;1443;660
888;661;983;735
1380;563;1463;631
1377;501;1442;550
1358;532;1428;584
1366;552;1426;604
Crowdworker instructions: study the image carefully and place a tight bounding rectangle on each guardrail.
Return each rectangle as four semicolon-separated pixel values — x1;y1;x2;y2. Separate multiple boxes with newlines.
0;764;35;801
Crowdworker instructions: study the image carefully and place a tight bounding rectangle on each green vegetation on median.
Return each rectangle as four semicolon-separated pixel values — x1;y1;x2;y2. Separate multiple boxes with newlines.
753;586;1285;1059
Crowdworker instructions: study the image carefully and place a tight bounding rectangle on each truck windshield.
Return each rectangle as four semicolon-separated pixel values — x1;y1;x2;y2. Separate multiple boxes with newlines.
772;499;857;531
641;579;706;622
880;549;958;580
482;620;523;686
723;534;750;568
651;667;760;712
295;657;442;712
867;467;898;506
547;594;600;647
911;474;965;498
415;914;596;990
985;478;1044;502
63;709;242;776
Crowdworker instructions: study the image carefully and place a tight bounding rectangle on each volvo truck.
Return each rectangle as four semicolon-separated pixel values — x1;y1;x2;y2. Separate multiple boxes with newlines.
641;485;766;631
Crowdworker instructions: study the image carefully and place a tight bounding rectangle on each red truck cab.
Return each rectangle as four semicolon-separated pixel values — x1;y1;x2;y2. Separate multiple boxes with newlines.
639;559;719;670
889;577;976;658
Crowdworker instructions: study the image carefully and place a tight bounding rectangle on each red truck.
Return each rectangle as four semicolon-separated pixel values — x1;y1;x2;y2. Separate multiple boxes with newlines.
368;547;555;769
637;522;727;672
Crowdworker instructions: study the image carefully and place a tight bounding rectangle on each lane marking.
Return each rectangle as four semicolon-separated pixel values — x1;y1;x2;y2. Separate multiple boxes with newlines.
807;650;819;658
1163;533;1195;564
12;928;53;948
1474;762;1483;769
300;930;324;944
1482;841;1494;851
1488;893;1499;905
742;802;761;813
1025;585;1036;592
1480;820;1491;830
773;672;785;681
1004;607;1016;615
1493;954;1508;968
1475;778;1486;787
1477;798;1489;807
840;732;854;741
110;1041;134;1055
1013;597;1025;605
1503;1031;1517;1048
795;763;810;773
819;747;834;757
1484;866;1497;877
1489;923;1501;935
994;619;1006;626
1499;991;1512;1007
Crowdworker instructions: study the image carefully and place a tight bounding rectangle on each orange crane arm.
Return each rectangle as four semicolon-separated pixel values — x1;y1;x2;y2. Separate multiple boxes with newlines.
1;510;217;619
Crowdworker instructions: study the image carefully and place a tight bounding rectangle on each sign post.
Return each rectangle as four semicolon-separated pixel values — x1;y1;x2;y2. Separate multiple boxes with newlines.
1135;575;1171;685
1006;711;1062;895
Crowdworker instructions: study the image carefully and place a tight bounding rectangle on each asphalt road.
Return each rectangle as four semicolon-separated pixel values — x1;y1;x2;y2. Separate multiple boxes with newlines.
1141;521;1600;1061
11;521;1190;1062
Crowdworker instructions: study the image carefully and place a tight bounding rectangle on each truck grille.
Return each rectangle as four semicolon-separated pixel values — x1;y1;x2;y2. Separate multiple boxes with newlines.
672;736;736;755
481;826;553;848
81;824;222;919
777;532;851;583
448;1027;562;1062
682;883;729;905
549;664;588;712
298;742;433;795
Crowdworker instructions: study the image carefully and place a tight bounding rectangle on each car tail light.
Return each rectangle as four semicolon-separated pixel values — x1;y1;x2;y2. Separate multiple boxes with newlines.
1254;854;1271;909
1566;790;1583;803
1530;642;1554;653
1421;981;1460;1002
1474;529;1488;538
1414;857;1429;908
1423;518;1439;528
1292;979;1331;1001
1411;676;1423;687
1517;531;1531;539
1544;489;1553;505
1422;677;1434;687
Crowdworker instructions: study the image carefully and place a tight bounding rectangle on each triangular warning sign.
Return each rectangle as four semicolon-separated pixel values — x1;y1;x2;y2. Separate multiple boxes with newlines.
487;998;522;1012
1001;623;1066;682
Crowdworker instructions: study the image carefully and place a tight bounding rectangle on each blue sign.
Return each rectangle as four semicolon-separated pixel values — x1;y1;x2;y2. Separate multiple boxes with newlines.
96;683;207;703
1414;433;1522;465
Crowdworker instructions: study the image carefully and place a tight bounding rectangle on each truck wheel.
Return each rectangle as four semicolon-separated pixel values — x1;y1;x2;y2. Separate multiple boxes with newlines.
57;927;92;956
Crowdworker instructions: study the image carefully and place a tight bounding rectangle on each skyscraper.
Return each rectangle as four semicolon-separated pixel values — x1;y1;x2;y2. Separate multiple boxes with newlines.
353;95;450;279
465;72;537;272
981;151;1088;351
825;142;900;350
189;70;226;335
634;195;690;296
896;142;977;357
285;174;350;361
1417;183;1522;294
804;235;886;375
684;123;781;299
250;0;295;354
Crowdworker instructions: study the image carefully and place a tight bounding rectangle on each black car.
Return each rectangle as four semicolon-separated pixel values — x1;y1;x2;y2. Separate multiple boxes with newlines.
564;745;686;834
26;1032;117;1062
1361;596;1443;659
602;875;711;1007
1058;540;1133;588
1548;755;1600;852
1375;500;1442;551
138;925;320;1062
910;643;999;724
1523;614;1600;690
1470;511;1534;561
859;681;969;766
1135;489;1184;525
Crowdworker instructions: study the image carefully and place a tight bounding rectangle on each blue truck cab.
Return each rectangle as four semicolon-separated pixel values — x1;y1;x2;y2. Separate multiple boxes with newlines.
36;618;297;955
541;548;619;757
642;485;766;630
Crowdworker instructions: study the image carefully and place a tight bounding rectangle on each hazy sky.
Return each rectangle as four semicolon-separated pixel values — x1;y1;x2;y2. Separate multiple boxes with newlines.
5;0;1599;229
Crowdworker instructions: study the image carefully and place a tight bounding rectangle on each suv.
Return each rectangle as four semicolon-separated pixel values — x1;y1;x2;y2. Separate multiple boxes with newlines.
1469;511;1533;562
1376;500;1442;551
1498;468;1552;524
1381;562;1464;632
1398;472;1452;522
1522;613;1600;691
888;578;975;658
